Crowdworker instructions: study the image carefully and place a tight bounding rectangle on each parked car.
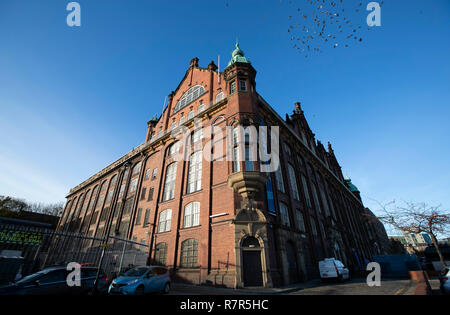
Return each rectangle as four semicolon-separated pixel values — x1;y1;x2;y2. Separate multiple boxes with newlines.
319;258;350;282
108;266;170;295
0;265;109;295
439;267;450;295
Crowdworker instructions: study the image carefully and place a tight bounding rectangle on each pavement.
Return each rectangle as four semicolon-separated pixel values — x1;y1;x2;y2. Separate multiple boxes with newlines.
169;277;417;295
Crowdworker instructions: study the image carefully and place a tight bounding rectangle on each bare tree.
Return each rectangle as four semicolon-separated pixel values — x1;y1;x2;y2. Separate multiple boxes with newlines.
376;201;450;267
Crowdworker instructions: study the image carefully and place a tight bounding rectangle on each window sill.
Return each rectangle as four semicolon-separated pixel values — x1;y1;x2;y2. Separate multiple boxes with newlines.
181;225;201;231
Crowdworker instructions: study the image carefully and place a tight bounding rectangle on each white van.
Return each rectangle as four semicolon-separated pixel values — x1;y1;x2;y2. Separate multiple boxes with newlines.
318;258;350;281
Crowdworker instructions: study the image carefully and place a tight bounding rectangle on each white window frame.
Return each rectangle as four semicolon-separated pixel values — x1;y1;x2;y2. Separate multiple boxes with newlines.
158;209;172;233
187;151;202;193
163;163;177;201
184;202;200;228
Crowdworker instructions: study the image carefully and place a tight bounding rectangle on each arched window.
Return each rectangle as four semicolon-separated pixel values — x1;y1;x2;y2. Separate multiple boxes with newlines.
174;85;205;113
287;164;300;200
158;209;172;233
168;141;180;156
88;186;99;212
180;239;198;267
163;163;177;201
132;162;142;177
81;190;91;217
106;176;116;203
215;92;225;103
187;151;202;193
155;243;168;265
184;202;200;228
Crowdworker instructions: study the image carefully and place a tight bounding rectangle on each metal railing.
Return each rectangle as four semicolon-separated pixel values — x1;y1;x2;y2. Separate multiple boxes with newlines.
0;222;148;284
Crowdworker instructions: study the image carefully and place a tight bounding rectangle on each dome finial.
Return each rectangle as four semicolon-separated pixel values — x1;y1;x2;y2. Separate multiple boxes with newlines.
228;41;249;67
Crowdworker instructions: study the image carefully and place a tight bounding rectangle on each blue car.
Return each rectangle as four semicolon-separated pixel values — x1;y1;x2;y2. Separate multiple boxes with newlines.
108;266;171;295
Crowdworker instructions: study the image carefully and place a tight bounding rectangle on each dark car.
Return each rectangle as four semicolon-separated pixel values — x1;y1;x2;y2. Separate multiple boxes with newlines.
0;265;110;295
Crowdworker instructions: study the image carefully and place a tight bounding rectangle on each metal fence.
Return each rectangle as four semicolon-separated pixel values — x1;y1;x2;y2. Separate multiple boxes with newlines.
0;221;149;284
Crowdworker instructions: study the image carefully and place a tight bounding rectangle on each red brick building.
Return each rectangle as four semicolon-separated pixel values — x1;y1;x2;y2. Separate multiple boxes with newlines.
57;44;384;288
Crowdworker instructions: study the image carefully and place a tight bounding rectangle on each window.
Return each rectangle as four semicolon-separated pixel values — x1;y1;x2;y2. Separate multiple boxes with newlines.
284;144;292;157
99;207;109;222
215;92;224;103
170;121;177;130
244;131;255;171
232;127;241;172
106;187;115;204
310;218;318;236
123;198;133;215
275;164;285;193
301;175;312;207
88;187;98;212
143;209;150;226
132;162;142;177
184;202;200;228
320;189;331;217
118;184;126;199
151;168;158;180
198;104;205;113
192;128;203;144
239;80;247;91
230;81;236;94
128;178;138;195
158;130;163;138
187;151;202;193
287;164;300;200
155;243;168;265
135;208;142;225
140;187;146;201
180;239;198;267
174;85;205;113
295;210;306;232
162;163;177;201
311;184;322;213
188;109;195;120
158;209;172;233
168;141;180;156
232;146;241;172
179;116;185;125
96;195;104;210
148;187;154;201
81;190;91;216
279;203;291;227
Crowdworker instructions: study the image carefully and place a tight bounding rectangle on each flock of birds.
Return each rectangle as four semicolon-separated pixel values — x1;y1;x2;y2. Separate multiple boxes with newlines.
286;0;384;57
225;0;385;58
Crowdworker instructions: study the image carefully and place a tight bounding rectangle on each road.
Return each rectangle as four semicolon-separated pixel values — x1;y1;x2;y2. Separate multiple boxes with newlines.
288;278;414;295
169;278;416;295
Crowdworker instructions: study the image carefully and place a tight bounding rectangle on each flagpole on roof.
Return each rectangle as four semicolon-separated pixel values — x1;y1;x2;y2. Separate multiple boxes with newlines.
218;55;220;84
161;95;167;116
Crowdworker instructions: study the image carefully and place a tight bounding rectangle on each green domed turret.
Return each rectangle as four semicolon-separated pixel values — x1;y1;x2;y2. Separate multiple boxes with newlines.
228;43;250;67
344;178;359;193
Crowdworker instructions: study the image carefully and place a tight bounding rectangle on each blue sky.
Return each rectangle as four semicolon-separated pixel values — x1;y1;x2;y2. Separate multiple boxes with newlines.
0;0;449;233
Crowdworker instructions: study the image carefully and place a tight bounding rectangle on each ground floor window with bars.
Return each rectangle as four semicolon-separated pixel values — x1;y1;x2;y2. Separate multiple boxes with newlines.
154;242;168;265
180;239;198;268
